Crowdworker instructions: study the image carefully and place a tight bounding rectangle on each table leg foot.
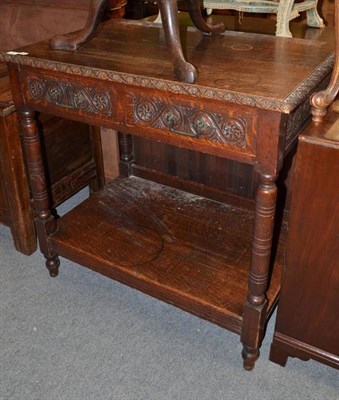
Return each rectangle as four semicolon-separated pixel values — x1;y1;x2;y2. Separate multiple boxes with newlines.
49;0;107;50
46;255;60;277
241;174;277;370
242;346;259;371
174;60;197;84
158;0;197;83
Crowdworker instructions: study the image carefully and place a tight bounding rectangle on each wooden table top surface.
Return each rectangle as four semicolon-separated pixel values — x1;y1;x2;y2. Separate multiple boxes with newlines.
0;19;335;113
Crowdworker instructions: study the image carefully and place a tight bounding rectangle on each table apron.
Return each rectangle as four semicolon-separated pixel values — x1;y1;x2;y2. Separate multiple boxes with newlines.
21;68;260;163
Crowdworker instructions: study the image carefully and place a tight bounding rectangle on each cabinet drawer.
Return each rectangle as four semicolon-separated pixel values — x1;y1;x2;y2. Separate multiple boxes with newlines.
125;92;257;159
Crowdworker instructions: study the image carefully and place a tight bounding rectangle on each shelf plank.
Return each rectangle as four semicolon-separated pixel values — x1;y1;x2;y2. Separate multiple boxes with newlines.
50;177;285;333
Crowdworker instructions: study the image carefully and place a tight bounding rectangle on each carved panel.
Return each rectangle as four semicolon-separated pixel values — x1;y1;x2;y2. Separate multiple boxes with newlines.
133;96;247;148
27;76;112;116
1;52;334;113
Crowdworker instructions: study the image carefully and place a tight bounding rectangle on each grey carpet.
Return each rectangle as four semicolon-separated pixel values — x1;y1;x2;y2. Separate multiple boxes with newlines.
1;189;338;400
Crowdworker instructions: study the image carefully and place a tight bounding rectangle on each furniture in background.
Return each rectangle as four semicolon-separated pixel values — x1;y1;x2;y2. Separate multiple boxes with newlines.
322;0;336;26
269;0;339;370
2;16;333;369
0;1;106;255
125;0;159;19
48;0;225;83
107;0;127;18
203;0;324;37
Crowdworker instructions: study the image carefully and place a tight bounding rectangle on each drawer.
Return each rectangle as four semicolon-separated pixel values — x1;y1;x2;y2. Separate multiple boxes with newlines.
124;91;257;160
22;70;118;124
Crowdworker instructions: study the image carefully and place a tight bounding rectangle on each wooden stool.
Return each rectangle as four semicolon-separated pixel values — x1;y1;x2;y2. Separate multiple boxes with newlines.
49;0;225;83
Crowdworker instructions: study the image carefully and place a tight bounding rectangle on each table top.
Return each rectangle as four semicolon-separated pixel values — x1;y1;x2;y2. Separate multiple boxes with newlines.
0;19;334;114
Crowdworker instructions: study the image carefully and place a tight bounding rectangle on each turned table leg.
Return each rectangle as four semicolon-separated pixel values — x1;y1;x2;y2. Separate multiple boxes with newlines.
49;0;107;50
19;110;60;277
241;174;278;370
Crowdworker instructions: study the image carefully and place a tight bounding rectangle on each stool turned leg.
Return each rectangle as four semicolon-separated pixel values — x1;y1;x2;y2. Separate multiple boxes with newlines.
184;0;225;34
158;0;197;83
19;111;60;277
241;174;278;370
50;0;107;50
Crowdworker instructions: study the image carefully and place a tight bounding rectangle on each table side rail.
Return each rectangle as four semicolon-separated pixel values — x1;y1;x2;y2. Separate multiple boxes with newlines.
20;67;259;163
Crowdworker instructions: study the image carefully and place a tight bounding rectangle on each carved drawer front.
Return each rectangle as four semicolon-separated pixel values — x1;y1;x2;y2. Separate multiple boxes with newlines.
24;74;116;120
126;94;256;156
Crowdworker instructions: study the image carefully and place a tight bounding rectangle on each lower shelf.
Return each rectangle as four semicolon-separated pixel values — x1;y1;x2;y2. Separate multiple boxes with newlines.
50;176;286;334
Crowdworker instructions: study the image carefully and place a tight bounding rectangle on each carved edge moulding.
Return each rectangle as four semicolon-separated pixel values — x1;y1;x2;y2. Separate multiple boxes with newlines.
0;53;334;113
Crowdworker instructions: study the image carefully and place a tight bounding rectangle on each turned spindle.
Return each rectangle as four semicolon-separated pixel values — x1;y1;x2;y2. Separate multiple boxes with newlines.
311;0;339;121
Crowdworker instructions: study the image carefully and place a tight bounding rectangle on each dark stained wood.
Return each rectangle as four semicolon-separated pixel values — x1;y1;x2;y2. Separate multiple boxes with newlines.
16;20;332;106
269;109;339;370
0;64;104;255
131;136;256;208
2;19;334;369
0;102;36;254
106;0;126;19
1;0;91;8
50;176;285;334
49;0;225;83
38;113;99;200
311;0;339;121
132;12;335;208
0;2;107;254
19;107;60;275
270;2;339;370
49;0;107;51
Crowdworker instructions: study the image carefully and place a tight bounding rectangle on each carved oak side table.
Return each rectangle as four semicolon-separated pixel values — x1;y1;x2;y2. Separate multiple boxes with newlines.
1;18;334;369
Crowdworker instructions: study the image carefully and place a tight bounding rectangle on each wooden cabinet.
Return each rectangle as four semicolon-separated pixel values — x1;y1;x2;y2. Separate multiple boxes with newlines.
270;110;339;370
